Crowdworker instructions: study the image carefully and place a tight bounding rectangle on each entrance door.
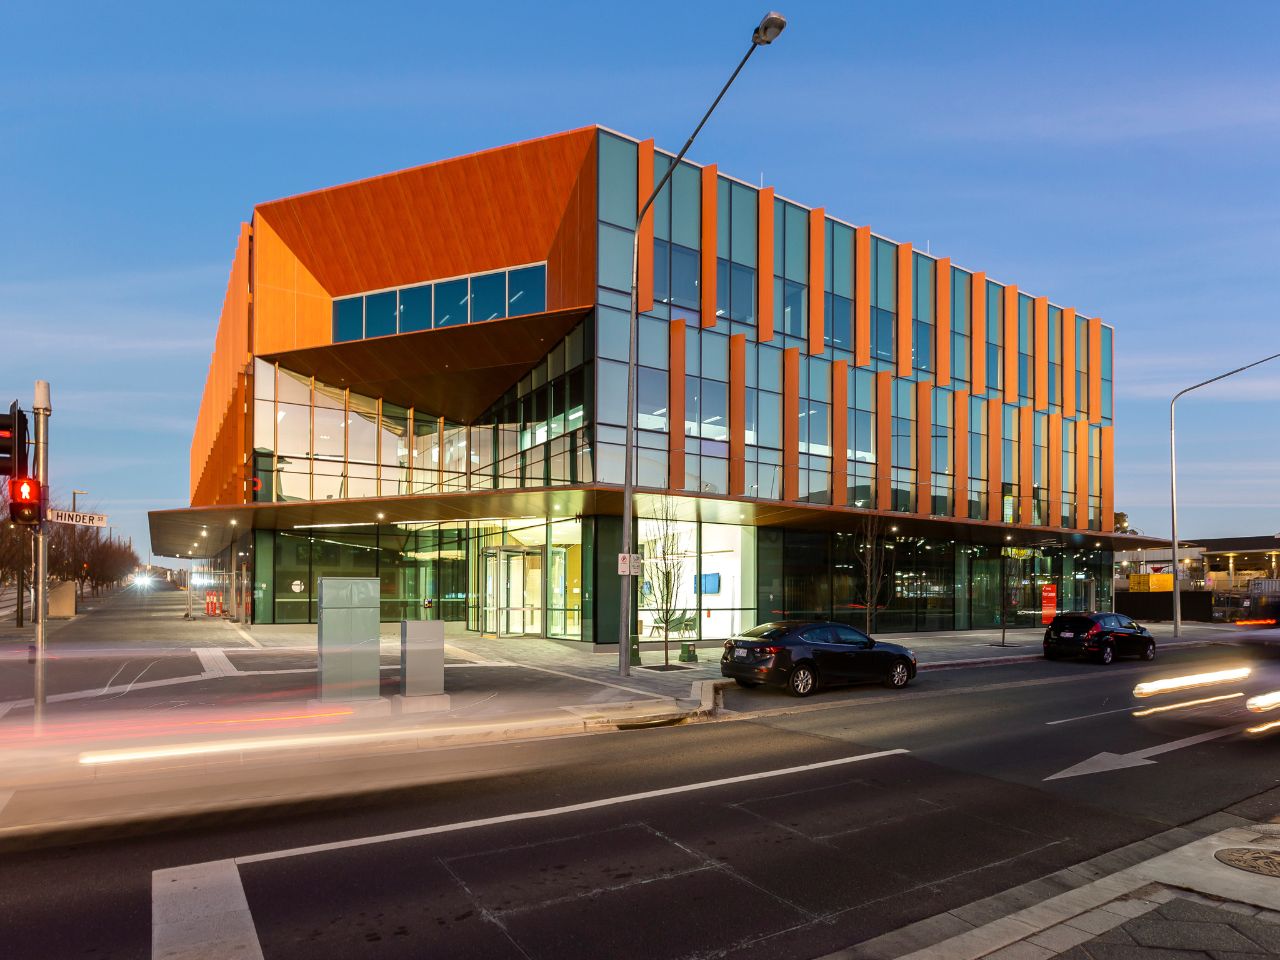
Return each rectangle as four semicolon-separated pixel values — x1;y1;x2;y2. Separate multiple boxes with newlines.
481;547;545;637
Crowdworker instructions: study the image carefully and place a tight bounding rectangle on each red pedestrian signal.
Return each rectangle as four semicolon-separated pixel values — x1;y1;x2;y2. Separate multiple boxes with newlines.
9;476;42;525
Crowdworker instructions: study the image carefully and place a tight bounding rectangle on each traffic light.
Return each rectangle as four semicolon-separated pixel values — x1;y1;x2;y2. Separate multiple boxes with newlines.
0;400;29;477
9;476;42;525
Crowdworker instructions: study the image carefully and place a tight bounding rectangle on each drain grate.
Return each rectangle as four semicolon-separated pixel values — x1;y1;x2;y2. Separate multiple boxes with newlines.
1214;847;1280;878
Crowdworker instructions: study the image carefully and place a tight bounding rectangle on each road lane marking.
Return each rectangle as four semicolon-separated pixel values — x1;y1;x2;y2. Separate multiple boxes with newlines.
1045;706;1132;725
152;748;907;957
152;859;263;960
227;749;908;865
1044;725;1244;780
195;648;239;678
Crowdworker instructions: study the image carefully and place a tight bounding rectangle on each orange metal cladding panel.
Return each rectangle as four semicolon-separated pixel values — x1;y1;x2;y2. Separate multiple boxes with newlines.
808;208;825;355
1075;419;1089;530
1019;405;1033;523
192;223;253;506
1088;316;1103;423
1048;415;1063;526
952;389;969;519
969;271;987;394
896;242;913;377
637;139;655;314
875;371;892;510
934;258;951;387
254;126;598;327
915;379;932;513
830;360;848;506
1003;284;1019;403
986;398;1002;523
758;187;775;342
700;164;718;328
252;211;331;357
729;334;746;495
668;320;687;489
1100;425;1115;532
783;348;800;501
855;226;871;366
1062;308;1077;417
1034;297;1049;410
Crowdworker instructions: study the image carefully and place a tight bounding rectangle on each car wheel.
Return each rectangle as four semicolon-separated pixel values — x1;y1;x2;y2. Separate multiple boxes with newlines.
1140;640;1155;661
1044;648;1059;661
788;664;817;697
734;678;760;688
884;659;912;689
1097;645;1115;665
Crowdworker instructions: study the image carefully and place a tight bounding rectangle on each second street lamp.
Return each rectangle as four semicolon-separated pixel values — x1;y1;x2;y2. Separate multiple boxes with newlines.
1169;351;1280;636
618;12;787;677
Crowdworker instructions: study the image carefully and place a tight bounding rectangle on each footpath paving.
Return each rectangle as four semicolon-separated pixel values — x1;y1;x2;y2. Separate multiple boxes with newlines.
832;798;1280;960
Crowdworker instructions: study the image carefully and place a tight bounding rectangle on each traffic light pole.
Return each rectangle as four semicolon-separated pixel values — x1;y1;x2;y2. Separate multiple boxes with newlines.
32;380;50;733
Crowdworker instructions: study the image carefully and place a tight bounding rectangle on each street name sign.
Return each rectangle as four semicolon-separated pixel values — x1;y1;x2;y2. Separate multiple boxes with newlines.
47;509;107;528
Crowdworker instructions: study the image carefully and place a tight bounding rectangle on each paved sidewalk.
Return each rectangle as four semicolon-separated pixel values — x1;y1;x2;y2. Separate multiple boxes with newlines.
832;808;1280;960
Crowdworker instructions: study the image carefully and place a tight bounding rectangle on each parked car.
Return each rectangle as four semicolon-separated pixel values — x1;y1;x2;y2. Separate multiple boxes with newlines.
721;621;917;697
1043;612;1155;664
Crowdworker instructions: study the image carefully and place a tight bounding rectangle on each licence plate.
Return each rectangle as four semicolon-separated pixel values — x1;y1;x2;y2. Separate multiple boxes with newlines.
734;648;748;660
1059;631;1073;638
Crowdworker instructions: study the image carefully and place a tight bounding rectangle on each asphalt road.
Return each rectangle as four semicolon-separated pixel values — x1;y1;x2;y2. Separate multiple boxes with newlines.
1;644;1276;960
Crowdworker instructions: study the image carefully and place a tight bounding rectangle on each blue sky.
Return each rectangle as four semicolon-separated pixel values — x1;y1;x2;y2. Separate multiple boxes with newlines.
1;0;1277;555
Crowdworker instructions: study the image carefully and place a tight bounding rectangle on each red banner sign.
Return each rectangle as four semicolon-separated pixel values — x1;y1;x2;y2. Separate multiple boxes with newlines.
1041;584;1057;625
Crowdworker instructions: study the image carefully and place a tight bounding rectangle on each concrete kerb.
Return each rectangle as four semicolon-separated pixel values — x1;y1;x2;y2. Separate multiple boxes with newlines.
821;808;1280;960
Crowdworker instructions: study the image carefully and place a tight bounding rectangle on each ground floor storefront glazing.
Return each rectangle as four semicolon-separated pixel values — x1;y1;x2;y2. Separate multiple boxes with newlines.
234;514;1112;641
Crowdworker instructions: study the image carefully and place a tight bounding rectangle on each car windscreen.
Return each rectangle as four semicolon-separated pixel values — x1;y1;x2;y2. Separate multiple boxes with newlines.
1052;616;1096;631
740;624;789;639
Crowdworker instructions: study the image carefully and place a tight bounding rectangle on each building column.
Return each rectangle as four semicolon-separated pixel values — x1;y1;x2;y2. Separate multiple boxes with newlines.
700;164;718;328
831;359;848;507
637;139;655;314
757;187;775;342
668;320;686;490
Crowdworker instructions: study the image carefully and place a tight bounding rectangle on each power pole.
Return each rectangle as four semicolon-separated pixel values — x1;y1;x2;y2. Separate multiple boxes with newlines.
32;380;50;732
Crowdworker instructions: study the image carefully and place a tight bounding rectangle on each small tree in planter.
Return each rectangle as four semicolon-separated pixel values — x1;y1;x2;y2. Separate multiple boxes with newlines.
641;495;690;668
850;510;894;634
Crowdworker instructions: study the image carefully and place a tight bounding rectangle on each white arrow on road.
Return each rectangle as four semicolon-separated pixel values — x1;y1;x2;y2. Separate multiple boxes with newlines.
1044;725;1244;780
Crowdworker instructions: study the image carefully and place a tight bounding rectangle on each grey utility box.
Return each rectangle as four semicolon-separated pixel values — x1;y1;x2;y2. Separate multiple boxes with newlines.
401;620;445;697
394;619;450;713
317;577;382;701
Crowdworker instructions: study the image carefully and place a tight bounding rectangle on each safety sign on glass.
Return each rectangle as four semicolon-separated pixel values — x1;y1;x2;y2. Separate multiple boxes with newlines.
617;553;642;576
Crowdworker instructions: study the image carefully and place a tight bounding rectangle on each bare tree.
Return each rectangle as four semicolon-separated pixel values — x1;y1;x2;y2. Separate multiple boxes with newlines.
849;510;895;634
640;495;690;668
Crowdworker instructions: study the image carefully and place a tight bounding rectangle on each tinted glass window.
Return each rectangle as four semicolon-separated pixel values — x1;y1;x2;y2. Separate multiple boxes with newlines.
742;623;788;639
801;625;834;643
470;272;506;323
333;297;363;342
398;285;431;333
364;291;397;338
833;625;871;646
1053;615;1096;631
508;265;546;315
434;279;469;327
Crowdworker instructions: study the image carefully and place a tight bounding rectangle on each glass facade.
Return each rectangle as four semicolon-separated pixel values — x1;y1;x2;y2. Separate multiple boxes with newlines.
215;127;1120;638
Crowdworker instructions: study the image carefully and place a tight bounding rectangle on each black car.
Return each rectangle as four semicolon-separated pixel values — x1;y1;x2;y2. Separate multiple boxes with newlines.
1043;612;1156;664
721;621;918;697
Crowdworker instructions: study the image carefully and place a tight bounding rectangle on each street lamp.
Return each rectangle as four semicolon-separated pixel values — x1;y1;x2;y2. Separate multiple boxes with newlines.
618;11;787;677
72;489;88;512
1170;351;1280;636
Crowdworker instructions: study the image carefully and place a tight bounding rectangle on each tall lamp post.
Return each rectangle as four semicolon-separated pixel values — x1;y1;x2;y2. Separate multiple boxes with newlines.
1170;351;1280;636
618;11;787;677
